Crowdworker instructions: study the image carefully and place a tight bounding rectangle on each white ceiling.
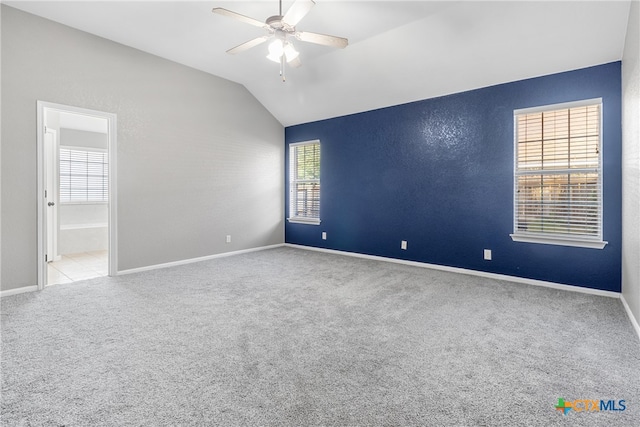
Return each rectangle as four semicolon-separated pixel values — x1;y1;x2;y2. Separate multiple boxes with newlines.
5;1;632;126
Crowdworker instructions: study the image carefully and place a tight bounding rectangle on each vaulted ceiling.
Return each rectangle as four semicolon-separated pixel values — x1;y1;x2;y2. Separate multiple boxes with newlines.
5;1;632;126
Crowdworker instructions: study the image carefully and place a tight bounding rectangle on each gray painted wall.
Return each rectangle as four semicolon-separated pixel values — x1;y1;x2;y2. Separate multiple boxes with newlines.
622;0;640;328
1;5;284;291
0;4;3;290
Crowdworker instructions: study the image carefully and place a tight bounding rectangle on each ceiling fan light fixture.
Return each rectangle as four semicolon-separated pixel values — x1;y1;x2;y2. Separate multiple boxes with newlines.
283;43;299;62
267;38;284;62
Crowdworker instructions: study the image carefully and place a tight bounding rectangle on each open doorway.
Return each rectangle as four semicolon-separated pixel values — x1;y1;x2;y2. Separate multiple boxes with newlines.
37;102;117;289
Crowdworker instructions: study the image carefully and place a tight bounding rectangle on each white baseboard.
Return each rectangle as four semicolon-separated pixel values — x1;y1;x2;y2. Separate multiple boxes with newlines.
285;244;621;299
621;294;640;342
0;285;39;298
1;244;286;296
118;243;285;275
2;243;626;312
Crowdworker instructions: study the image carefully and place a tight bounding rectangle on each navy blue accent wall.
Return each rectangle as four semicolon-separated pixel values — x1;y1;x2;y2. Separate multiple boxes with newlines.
285;62;622;292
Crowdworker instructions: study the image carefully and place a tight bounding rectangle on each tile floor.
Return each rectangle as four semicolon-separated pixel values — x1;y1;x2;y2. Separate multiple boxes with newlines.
47;250;108;285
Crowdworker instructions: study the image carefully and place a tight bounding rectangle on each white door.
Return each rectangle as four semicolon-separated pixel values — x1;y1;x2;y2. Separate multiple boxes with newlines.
44;127;59;263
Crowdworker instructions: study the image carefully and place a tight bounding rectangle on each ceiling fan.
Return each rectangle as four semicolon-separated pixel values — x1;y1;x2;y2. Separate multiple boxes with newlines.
212;0;348;81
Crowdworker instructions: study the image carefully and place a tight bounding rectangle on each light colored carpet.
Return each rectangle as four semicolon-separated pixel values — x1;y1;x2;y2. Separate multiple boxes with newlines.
2;247;639;426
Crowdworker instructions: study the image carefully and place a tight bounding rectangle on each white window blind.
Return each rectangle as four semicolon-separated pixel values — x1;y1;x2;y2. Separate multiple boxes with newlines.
512;100;605;248
59;147;109;203
289;140;320;224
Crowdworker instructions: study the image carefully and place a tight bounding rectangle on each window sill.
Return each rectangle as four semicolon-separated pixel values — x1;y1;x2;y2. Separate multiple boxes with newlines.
510;234;607;249
287;217;321;225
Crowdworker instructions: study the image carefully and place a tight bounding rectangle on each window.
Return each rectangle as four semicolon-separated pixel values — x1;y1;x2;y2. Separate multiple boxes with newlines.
59;147;109;203
511;99;606;249
288;140;321;224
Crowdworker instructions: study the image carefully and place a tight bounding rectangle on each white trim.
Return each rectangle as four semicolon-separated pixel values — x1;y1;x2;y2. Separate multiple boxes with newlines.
1;244;284;296
287;217;321;225
118;244;285;275
621;294;640;342
289;139;320;147
37;101;118;290
510;234;608;249
512;99;604;247
1;286;39;298
37;103;45;289
289;140;321;224
59;144;107;153
514;97;603;115
107;113;118;278
285;244;620;299
5;244;634;341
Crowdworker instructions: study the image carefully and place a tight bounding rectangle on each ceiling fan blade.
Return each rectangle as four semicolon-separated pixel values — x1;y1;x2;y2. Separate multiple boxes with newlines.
283;0;315;27
226;36;270;55
212;8;267;29
296;31;348;49
288;56;302;69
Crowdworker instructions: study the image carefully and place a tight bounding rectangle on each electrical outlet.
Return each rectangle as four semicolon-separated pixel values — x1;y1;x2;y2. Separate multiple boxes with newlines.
484;249;492;260
322;232;327;240
226;235;231;243
401;240;408;250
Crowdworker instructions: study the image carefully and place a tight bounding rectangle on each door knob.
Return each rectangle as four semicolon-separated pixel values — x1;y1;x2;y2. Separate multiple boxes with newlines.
48;202;55;207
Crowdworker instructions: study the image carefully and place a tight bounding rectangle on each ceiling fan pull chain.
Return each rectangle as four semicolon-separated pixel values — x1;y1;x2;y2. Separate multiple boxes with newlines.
281;55;286;82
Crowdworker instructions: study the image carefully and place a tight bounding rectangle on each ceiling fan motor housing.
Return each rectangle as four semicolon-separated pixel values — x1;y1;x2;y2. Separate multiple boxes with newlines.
266;15;294;32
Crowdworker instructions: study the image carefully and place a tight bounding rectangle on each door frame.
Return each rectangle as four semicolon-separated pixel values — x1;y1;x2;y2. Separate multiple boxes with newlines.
36;101;118;290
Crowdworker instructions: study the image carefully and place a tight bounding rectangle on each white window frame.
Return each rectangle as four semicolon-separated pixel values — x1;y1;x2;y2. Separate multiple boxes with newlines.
510;98;607;249
59;145;109;205
288;140;321;225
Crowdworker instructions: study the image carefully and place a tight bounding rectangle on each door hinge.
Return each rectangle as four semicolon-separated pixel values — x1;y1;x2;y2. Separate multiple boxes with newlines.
45;190;47;198
45;254;48;262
